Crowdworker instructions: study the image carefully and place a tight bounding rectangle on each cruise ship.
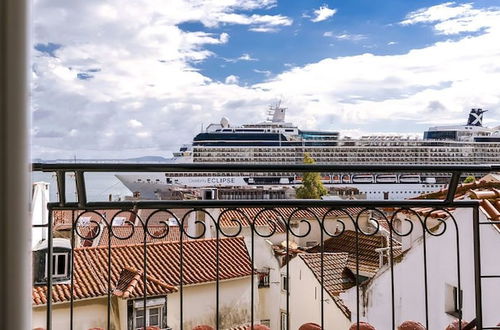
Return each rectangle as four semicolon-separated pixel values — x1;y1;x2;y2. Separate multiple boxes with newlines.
116;106;500;200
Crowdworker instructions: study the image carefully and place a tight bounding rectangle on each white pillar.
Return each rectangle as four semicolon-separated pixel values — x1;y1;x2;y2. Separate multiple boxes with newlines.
0;0;31;328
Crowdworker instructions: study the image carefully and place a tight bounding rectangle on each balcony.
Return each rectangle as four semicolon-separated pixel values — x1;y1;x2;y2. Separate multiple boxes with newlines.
28;163;500;330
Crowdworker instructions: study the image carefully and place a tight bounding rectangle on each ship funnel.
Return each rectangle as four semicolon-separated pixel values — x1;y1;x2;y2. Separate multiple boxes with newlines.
467;108;487;127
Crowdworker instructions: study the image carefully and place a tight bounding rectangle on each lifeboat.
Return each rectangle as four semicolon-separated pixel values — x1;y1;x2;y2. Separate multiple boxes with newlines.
399;174;421;183
331;174;341;184
341;174;351;183
352;174;375;183
375;174;398;183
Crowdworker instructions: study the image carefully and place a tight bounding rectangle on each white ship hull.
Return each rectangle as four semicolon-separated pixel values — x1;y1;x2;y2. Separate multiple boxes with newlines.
116;174;446;200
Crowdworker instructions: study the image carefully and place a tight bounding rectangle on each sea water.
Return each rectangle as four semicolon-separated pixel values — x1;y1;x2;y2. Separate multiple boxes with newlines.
31;171;132;203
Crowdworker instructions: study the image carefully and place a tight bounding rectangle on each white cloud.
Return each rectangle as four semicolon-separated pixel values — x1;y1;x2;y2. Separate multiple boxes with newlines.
253;69;272;77
400;2;500;35
127;119;143;128
253;4;500;129
32;0;291;158
311;5;337;23
136;131;151;138
32;1;500;159
225;75;240;84
324;32;367;41
238;53;257;61
387;41;398;45
223;53;258;63
219;32;230;44
401;2;473;25
209;13;292;32
248;26;279;33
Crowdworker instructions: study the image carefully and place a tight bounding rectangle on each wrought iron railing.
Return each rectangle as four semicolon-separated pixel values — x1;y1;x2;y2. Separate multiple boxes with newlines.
31;163;500;330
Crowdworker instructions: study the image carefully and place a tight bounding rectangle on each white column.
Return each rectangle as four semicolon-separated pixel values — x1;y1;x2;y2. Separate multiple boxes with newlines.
0;0;31;328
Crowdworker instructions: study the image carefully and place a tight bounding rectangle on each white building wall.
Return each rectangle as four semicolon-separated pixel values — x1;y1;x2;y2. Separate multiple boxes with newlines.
281;257;352;330
167;277;256;329
243;235;282;329
32;297;114;330
33;277;254;330
342;207;500;328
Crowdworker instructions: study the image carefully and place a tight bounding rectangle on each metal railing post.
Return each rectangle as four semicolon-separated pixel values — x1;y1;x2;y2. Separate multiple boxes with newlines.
472;205;483;329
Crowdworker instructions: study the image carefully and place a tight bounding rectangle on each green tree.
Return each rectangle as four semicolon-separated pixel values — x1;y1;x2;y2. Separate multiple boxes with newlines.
295;153;328;199
463;175;475;183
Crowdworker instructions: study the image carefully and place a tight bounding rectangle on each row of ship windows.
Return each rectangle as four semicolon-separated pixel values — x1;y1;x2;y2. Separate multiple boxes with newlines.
193;147;500;152
365;191;433;194
193;151;500;157
194;158;478;164
194;152;499;158
193;154;498;160
218;194;285;200
193;153;491;158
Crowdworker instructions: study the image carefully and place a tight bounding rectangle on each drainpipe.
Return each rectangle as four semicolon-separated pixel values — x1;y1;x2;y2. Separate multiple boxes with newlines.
0;0;31;328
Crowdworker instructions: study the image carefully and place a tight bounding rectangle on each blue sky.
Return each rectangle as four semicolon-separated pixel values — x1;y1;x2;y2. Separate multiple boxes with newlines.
186;0;493;84
32;0;500;158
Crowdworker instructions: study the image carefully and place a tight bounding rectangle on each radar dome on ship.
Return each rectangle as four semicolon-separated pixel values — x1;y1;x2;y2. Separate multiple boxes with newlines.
220;117;230;128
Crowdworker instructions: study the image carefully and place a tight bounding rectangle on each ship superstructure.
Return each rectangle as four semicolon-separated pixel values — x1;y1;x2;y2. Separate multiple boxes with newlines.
191;107;500;164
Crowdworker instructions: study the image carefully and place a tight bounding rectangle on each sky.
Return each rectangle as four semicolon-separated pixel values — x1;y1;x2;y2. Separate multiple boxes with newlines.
32;0;500;159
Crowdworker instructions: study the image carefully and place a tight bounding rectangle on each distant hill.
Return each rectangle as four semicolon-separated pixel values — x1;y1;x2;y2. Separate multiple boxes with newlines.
33;156;174;163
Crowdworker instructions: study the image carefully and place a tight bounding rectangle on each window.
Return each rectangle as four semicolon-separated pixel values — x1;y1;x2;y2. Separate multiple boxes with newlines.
167;217;178;226
445;284;463;317
113;216;126;226
260;319;270;327
45;252;68;278
79;216;91;226
280;311;287;330
281;274;288;291
135;306;162;330
305;241;318;247
258;270;270;288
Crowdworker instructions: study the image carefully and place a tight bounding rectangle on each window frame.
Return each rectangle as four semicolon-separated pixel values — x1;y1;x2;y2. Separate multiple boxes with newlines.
281;274;288;292
445;283;463;317
134;305;163;330
44;252;69;279
280;311;287;330
260;319;271;327
258;269;270;288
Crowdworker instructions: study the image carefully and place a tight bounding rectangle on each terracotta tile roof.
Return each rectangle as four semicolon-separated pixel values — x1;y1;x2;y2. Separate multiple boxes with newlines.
113;266;177;299
307;230;402;276
97;225;186;246
53;209;123;228
417;179;500;201
403;207;454;219
53;209;191;247
415;177;500;227
470;190;500;222
219;209;286;233
136;208;192;226
32;237;252;305
299;253;353;318
219;207;363;234
227;324;269;330
299;253;354;295
53;209;192;228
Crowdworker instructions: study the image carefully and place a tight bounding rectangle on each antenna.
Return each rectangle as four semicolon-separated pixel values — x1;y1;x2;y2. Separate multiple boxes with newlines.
268;99;286;123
